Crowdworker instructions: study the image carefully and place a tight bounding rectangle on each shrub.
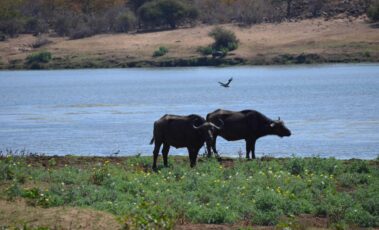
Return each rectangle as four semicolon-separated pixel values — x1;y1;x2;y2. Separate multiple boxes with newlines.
115;10;137;32
24;18;48;35
91;162;111;185
69;24;93;40
287;157;304;175
0;19;24;37
121;201;175;229
22;187;56;208
0;32;6;41
368;0;379;22
234;0;274;25
345;207;377;227
53;12;81;36
6;182;22;200
253;191;284;225
208;27;238;52
138;0;198;29
197;46;213;55
348;160;370;173
26;51;52;64
153;46;169;57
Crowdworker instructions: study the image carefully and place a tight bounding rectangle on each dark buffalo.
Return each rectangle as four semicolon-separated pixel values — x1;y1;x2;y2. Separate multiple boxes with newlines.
206;109;291;159
150;114;221;169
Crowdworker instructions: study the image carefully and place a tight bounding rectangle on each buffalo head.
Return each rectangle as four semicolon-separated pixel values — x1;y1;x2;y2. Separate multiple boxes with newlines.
270;117;291;137
193;121;222;146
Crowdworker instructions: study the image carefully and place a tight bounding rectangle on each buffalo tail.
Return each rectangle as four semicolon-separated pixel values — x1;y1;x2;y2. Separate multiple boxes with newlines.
150;137;154;145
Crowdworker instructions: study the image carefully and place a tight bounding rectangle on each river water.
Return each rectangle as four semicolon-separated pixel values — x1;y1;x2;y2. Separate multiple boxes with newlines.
0;64;378;159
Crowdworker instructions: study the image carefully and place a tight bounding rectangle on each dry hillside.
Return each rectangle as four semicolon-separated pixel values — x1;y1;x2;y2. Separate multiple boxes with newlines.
0;16;378;68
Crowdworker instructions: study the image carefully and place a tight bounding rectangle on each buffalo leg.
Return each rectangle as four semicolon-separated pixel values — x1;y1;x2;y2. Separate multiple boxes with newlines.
251;139;257;159
192;147;201;167
209;136;218;158
152;142;162;170
245;139;253;159
206;143;212;158
162;144;170;167
188;148;197;168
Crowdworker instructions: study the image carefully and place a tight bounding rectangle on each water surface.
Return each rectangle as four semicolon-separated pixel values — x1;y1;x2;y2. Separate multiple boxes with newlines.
1;64;378;159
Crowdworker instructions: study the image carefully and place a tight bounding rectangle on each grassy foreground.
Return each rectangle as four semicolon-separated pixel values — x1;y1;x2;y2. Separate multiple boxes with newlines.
0;154;378;229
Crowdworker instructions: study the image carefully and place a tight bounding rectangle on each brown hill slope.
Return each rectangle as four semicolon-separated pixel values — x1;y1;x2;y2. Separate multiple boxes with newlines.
0;16;378;69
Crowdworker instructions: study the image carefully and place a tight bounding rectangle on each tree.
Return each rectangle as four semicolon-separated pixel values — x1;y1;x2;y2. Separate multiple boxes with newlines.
138;0;198;29
115;10;137;32
272;0;293;18
0;0;24;20
128;0;152;11
368;0;379;22
209;27;238;51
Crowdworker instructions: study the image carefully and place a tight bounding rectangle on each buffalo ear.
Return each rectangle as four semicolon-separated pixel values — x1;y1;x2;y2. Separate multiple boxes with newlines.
278;117;281;121
270;123;275;128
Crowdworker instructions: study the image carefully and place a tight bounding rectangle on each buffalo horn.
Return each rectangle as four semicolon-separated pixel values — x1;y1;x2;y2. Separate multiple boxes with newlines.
193;123;202;130
211;123;221;130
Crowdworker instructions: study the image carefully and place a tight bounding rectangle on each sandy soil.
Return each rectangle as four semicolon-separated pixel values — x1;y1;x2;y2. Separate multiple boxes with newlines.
0;199;328;230
0;16;378;67
0;199;121;229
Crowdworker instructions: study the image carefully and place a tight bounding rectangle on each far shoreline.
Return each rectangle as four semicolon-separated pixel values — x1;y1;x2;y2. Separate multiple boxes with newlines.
1;18;378;71
1;58;379;71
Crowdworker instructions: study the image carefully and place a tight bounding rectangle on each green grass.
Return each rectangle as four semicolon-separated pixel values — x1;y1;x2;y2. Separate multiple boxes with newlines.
0;154;378;229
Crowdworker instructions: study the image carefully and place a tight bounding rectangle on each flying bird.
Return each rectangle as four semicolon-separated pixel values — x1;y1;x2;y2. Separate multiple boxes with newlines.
218;77;233;88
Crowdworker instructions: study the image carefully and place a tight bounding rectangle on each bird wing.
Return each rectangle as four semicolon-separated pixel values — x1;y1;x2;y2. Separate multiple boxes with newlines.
218;81;224;86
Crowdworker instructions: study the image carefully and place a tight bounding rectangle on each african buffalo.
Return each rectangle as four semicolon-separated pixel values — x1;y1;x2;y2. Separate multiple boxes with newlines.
150;114;221;169
206;109;291;159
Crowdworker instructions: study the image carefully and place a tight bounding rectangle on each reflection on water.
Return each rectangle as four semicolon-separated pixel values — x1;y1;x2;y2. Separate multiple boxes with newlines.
0;64;379;159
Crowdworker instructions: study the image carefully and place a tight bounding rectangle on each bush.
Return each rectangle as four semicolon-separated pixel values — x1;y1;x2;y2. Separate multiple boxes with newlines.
368;1;379;22
253;191;284;225
153;46;169;57
115;10;137;32
197;46;213;55
0;32;6;41
0;19;24;37
26;51;52;64
121;201;175;229
287;157;304;175
138;0;198;29
208;27;238;51
69;24;93;40
24;18;48;35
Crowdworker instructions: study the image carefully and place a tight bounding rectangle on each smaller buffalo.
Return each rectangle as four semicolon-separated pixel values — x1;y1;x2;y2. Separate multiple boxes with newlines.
150;114;222;169
206;109;291;159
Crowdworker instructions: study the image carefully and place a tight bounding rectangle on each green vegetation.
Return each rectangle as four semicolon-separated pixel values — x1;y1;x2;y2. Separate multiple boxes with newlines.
153;46;169;57
138;0;198;29
1;154;378;229
209;27;238;52
25;51;52;69
368;0;379;22
115;10;137;33
26;51;52;64
198;27;239;58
